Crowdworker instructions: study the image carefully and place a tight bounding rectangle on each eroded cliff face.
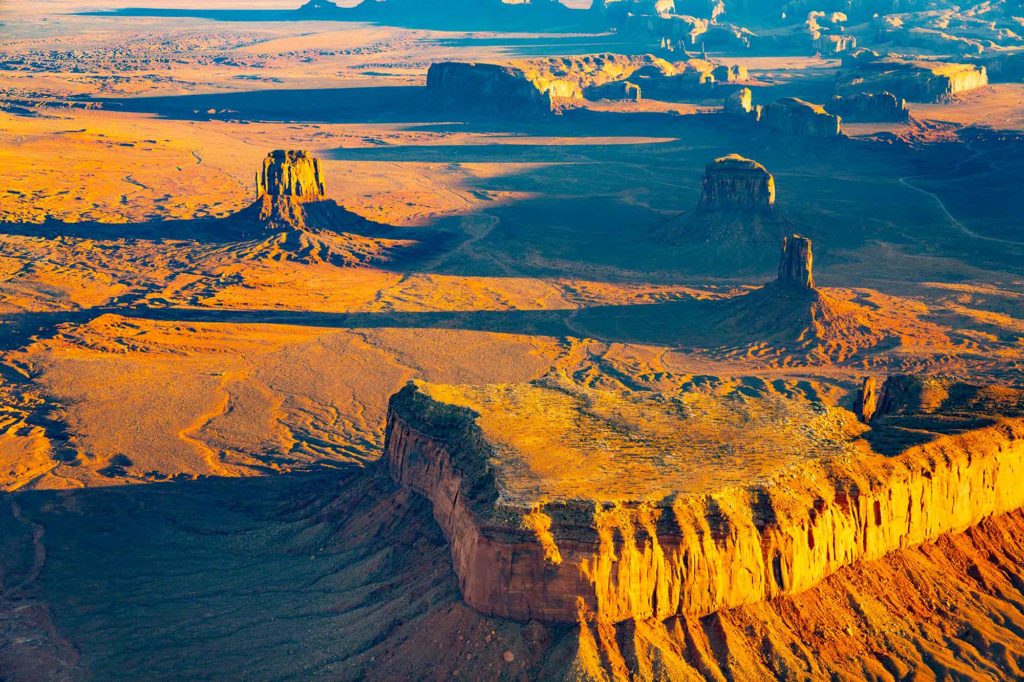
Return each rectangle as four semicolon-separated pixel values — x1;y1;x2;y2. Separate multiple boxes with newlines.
698;154;775;213
761;97;843;138
258;149;326;198
826;91;910;122
386;382;1024;625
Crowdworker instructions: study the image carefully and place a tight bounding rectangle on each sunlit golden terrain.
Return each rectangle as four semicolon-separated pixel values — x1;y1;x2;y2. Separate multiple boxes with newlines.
1;0;1023;679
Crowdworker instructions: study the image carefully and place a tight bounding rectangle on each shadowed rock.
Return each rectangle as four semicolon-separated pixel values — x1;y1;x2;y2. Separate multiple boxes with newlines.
777;234;814;288
699;154;775;213
257;149;326;199
761;98;842;138
724;86;759;119
826;92;909;123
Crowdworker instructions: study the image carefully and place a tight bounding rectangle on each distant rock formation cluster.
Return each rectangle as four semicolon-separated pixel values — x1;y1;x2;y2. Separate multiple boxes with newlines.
699;154;775;213
427;53;748;115
826;91;910;122
776;234;814;289
837;50;989;102
257;150;326;199
761;97;843;138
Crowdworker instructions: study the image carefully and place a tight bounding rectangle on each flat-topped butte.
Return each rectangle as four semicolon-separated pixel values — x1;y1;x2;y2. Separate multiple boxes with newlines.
412;375;861;509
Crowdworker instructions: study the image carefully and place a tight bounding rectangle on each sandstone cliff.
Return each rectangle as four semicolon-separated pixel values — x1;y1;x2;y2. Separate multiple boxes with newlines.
385;381;1024;624
826;91;910;122
698;154;775;213
257;149;326;198
723;86;760;120
836;54;989;102
427;53;744;115
776;233;814;288
761;97;843;138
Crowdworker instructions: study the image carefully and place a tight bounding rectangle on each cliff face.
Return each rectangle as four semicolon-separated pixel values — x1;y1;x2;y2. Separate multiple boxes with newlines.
427;54;743;115
826;91;910;122
698;154;775;213
426;62;569;115
385;382;1024;624
761;97;843;138
776;234;814;288
258;150;326;199
836;55;988;102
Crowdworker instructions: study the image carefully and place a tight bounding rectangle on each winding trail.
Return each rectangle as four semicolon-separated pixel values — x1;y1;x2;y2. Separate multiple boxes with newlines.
897;117;1024;246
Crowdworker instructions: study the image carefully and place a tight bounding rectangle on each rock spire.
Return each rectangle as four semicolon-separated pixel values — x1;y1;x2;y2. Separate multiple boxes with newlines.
776;234;814;288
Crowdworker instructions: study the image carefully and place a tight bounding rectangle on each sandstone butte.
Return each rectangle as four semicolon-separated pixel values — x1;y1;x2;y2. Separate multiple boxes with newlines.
257;149;326;199
426;53;742;115
761;97;843;138
384;375;1024;624
836;51;989;102
698;153;776;213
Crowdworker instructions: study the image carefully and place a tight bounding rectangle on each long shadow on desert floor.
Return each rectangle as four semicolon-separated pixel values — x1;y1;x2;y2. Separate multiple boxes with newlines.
5;465;571;680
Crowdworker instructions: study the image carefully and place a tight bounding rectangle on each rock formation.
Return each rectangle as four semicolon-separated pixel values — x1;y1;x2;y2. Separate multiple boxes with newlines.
257;150;326;199
723;86;760;119
825;91;910;122
776;234;814;288
427;54;746;116
761;98;842;138
385;381;1024;624
698;154;775;213
854;376;880;422
426;62;576;116
836;54;989;102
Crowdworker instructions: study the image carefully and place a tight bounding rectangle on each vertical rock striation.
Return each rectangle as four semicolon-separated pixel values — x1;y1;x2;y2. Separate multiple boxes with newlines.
257;150;326;199
698;154;775;213
385;383;1024;624
761;97;843;138
777;234;814;289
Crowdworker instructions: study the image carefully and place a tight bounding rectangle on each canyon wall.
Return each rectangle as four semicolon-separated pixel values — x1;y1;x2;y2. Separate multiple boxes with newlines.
386;382;1024;624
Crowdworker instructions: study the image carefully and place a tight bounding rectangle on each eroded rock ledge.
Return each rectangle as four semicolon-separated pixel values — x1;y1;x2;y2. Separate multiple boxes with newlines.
385;382;1024;624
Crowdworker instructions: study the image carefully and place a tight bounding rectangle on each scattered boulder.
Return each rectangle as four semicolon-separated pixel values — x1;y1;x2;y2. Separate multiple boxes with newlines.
776;234;814;289
761;98;842;138
699;154;775;213
825;92;909;123
257;150;326;199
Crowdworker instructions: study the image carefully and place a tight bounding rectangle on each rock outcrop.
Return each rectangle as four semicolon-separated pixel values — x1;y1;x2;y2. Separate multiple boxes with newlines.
761;97;842;138
426;61;579;115
836;55;989;102
825;91;910;122
698;154;775;213
427;53;746;116
386;381;1024;624
776;234;814;289
723;86;760;119
257;149;326;199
